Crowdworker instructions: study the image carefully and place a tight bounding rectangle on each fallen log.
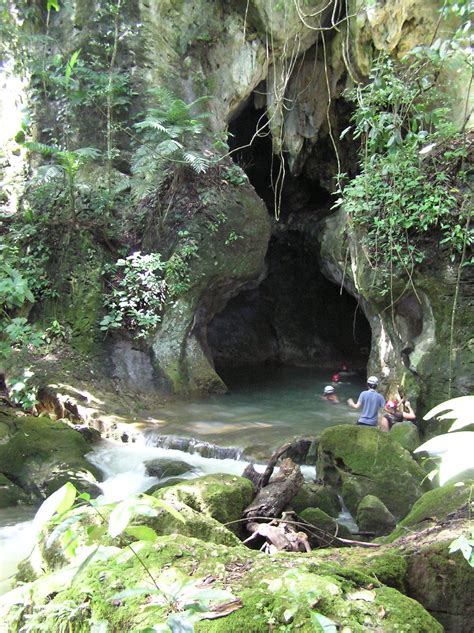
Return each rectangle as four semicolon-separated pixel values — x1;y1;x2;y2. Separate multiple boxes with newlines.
244;517;312;554
243;457;304;523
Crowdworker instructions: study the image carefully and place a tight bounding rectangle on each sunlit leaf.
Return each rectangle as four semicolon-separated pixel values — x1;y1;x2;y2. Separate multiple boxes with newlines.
108;500;133;537
311;612;337;632
152;498;185;523
167;613;194;633
111;587;158;600
125;526;158;542
33;482;77;532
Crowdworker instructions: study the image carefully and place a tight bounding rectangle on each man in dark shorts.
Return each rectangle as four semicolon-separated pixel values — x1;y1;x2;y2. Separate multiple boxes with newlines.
347;376;385;429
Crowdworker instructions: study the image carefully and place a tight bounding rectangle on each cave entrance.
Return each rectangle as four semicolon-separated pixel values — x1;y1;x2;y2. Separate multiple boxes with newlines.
208;95;371;376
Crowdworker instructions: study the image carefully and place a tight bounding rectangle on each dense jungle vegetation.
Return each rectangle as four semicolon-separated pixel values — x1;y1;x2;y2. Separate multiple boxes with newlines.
0;0;472;631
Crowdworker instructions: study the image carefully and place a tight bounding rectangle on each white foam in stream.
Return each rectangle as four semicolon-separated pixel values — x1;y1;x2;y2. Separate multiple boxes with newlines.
0;440;317;596
86;439;253;503
0;512;36;595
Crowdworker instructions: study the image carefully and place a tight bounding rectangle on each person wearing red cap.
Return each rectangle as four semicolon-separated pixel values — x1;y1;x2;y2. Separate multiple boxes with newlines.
382;399;416;430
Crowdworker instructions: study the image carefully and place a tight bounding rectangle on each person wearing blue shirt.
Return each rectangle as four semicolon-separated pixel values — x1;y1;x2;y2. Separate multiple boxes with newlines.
347;376;385;429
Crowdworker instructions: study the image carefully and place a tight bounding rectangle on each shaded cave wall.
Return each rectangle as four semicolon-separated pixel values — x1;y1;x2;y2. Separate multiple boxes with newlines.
208;99;371;370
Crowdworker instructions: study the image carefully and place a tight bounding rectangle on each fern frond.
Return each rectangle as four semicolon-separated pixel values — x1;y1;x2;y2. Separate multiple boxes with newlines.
183;152;209;174
24;141;61;156
156;139;183;156
135;117;167;133
74;147;102;161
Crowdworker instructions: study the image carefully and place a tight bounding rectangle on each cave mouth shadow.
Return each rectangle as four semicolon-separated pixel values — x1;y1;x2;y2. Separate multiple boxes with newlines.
209;91;371;383
208;230;371;376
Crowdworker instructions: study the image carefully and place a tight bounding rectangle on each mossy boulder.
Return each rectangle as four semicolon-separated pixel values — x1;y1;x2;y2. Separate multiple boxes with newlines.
144;458;194;479
390;422;421;452
0;534;442;633
317;425;429;519
154;474;254;534
0;473;29;507
384;481;472;543
356;495;396;536
0;413;101;505
144;499;242;547
292;482;340;517
300;507;352;542
403;540;474;632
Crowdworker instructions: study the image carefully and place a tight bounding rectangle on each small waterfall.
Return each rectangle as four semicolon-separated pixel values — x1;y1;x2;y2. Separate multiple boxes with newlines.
337;494;358;533
140;429;245;461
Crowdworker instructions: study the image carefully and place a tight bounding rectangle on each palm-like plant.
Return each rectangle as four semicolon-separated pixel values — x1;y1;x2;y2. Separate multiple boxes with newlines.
25;142;101;223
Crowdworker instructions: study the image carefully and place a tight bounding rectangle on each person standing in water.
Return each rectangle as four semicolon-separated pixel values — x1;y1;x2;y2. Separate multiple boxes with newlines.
347;376;385;429
322;385;339;403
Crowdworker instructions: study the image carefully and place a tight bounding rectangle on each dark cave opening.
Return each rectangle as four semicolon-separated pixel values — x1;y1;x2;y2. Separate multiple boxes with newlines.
208;95;371;372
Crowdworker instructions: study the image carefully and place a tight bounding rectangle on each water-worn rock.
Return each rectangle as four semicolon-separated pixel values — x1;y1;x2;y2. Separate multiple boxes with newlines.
291;482;340;517
299;507;352;543
144;458;194;479
384;480;473;543
356;495;396;536
390;421;420;452
154;474;254;535
317;425;429;519
0;473;29;507
0;412;101;505
0;533;442;632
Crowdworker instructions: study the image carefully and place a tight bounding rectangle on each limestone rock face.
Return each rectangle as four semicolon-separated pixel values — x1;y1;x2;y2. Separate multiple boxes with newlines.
149;171;271;394
316;424;429;519
3;0;471;401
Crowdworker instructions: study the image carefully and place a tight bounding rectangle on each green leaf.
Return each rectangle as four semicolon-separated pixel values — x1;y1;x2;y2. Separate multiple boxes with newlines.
108;500;133;537
111;587;157;601
125;526;158;542
72;545;100;581
33;482;77;532
65;49;81;85
167;614;194;633
311;612;338;632
47;0;60;11
151;498;185;523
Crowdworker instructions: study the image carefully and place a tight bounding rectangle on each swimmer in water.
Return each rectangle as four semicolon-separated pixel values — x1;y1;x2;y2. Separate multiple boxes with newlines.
322;385;339;403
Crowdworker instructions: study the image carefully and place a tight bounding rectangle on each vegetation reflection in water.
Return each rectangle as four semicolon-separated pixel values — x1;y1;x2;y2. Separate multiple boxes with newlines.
145;366;366;450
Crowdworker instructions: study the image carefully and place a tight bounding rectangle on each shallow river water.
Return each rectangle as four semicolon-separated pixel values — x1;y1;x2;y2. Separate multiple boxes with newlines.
0;365;365;594
142;365;365;450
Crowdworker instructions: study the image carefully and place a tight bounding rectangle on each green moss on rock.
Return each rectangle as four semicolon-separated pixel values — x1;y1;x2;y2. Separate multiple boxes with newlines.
390;422;421;452
384;481;472;543
0;413;100;505
292;482;340;517
0;473;29;507
300;507;352;541
317;425;429;519
356;495;396;536
154;473;254;534
0;534;442;633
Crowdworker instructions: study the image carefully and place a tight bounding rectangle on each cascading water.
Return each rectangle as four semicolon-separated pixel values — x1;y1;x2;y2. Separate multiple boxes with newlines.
0;366;364;596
